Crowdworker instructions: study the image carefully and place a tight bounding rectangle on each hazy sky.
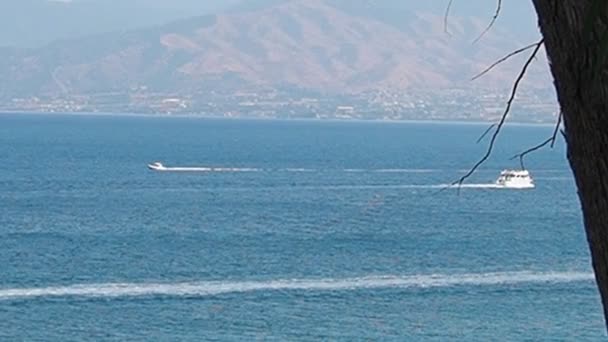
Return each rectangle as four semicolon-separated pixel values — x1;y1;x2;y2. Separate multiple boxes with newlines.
0;0;538;48
0;0;240;47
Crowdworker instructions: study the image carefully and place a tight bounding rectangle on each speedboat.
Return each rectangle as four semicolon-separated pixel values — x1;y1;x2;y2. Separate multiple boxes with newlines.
147;162;167;171
146;162;213;172
495;169;535;189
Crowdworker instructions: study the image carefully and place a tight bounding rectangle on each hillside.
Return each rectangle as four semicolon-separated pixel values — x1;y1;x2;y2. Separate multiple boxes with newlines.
0;0;550;101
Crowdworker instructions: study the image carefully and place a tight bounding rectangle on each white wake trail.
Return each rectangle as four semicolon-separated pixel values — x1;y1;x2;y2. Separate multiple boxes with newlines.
0;271;592;301
151;166;446;174
156;167;261;172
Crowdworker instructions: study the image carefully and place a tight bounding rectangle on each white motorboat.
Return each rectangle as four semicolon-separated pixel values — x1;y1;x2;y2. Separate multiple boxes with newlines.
147;162;213;172
495;169;535;189
147;162;167;171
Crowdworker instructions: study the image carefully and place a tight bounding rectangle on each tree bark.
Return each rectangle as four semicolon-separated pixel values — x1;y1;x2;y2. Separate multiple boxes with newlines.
532;0;608;330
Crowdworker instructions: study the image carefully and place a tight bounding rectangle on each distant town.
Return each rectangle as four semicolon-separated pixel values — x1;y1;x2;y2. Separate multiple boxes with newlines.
2;87;558;123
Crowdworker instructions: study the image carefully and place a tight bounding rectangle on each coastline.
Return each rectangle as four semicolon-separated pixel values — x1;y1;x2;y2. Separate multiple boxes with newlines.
0;110;557;127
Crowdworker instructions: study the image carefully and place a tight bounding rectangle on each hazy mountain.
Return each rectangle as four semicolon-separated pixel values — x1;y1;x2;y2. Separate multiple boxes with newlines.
0;0;549;99
1;0;539;48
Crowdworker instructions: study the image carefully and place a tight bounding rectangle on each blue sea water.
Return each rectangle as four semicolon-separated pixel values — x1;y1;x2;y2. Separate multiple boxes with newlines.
0;114;604;341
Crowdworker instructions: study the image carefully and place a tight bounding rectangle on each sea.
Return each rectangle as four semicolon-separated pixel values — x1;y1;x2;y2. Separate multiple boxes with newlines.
0;113;604;341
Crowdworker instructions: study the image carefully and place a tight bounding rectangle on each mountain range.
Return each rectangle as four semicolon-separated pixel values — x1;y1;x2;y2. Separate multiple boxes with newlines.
0;0;551;100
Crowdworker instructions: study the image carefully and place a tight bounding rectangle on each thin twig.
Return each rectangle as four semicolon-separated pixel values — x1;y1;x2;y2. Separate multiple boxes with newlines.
452;40;544;188
510;112;563;169
444;0;454;36
472;0;502;44
513;137;552;170
476;123;497;143
472;40;544;81
550;112;563;148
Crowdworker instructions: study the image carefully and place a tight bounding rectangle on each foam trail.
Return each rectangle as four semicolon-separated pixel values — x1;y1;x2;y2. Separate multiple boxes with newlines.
210;168;261;172
439;183;526;190
155;167;261;172
454;184;502;189
152;167;478;174
0;271;592;301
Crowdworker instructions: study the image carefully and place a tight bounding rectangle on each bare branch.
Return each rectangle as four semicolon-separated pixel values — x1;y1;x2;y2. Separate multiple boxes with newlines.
472;40;544;81
472;0;502;44
444;0;454;36
510;112;563;169
513;137;553;170
452;40;544;187
476;123;497;143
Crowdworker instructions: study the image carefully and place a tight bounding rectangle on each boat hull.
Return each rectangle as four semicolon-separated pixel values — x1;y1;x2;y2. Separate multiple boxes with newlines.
495;183;535;189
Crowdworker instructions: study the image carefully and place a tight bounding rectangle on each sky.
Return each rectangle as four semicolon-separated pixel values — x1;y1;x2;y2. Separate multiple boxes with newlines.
0;0;539;48
0;0;240;47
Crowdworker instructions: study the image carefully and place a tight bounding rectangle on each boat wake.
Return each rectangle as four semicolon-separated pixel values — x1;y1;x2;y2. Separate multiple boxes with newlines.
148;163;446;174
0;271;592;302
446;183;503;189
148;161;263;172
162;168;260;172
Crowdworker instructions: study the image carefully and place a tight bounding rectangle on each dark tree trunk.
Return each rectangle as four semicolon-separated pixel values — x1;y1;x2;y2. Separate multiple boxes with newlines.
532;0;608;330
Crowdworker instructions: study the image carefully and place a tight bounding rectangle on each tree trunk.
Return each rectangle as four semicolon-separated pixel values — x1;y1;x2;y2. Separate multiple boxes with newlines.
532;0;608;330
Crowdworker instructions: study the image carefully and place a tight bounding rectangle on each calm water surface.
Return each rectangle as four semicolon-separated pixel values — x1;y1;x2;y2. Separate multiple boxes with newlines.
0;114;603;341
